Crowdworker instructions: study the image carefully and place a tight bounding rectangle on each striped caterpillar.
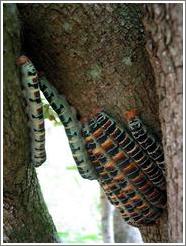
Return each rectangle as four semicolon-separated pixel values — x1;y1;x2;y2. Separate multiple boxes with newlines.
16;56;97;180
16;56;46;167
17;55;166;226
38;74;97;180
125;109;165;173
81;111;166;225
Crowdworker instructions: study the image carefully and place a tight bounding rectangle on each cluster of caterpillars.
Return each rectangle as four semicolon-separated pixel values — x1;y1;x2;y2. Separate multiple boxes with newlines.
16;55;166;226
81;112;166;226
16;56;96;179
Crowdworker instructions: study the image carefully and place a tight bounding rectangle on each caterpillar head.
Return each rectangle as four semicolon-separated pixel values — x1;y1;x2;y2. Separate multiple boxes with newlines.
124;109;141;130
124;109;138;122
16;55;37;78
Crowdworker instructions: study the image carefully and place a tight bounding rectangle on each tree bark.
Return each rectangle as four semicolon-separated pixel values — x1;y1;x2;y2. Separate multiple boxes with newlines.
17;3;160;129
3;4;59;243
142;3;183;243
6;2;182;243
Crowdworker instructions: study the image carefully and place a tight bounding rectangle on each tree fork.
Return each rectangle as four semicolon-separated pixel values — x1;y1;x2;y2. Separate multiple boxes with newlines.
17;3;169;243
4;2;182;243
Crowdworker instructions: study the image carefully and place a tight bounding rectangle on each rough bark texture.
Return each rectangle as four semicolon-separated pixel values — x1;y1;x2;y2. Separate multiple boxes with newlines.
17;3;161;131
100;189;114;243
143;3;183;243
3;4;59;243
5;2;181;243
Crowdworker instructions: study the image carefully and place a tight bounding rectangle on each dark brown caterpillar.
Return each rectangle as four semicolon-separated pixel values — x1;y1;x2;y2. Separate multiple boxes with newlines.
81;111;166;226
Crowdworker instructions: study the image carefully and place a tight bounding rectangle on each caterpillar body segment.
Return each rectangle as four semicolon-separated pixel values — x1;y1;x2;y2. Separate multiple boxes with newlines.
125;110;165;173
16;56;46;167
82;117;165;226
38;75;97;180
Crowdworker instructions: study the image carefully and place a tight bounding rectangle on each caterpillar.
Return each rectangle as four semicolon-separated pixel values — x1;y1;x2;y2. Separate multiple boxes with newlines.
38;73;97;180
16;55;166;226
16;56;46;167
81;111;166;226
16;56;97;180
125;109;165;173
93;111;166;190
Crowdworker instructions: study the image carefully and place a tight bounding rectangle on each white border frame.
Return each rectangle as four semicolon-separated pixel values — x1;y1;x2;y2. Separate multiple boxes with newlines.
0;0;185;3
1;1;185;245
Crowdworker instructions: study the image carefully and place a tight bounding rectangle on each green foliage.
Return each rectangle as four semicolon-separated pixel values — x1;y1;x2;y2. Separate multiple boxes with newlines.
66;165;78;170
41;96;61;125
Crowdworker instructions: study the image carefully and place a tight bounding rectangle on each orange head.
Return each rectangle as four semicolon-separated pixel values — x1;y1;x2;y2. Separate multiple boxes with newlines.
16;55;30;66
124;109;138;122
93;107;104;115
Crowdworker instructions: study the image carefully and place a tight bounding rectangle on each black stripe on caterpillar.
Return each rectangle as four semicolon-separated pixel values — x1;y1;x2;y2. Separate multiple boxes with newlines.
38;74;97;180
81;118;165;226
94;111;166;191
16;56;46;167
125;109;165;173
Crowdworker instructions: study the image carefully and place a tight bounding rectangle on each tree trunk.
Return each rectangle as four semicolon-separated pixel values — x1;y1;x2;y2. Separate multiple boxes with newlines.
3;4;59;243
4;2;181;243
16;3;168;243
100;188;114;243
142;3;183;243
